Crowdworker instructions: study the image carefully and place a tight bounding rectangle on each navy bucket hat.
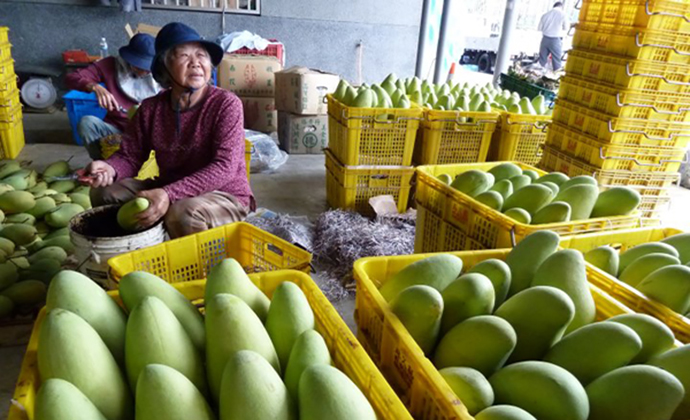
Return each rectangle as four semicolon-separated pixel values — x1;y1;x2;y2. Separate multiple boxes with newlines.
152;22;224;84
119;33;156;71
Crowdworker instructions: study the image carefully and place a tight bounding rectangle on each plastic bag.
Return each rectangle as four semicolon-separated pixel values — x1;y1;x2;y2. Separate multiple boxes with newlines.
245;129;288;173
680;150;690;189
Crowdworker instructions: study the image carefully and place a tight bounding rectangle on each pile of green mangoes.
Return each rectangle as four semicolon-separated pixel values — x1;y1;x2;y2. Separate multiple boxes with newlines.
331;74;552;115
0;159;90;320
585;235;690;319
35;261;376;419
380;230;689;420
437;163;641;224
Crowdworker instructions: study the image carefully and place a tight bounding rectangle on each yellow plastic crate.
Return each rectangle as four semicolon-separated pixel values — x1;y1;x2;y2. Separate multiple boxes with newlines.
0;87;20;120
0;58;14;80
325;149;414;216
0;27;8;44
546;123;687;172
560;227;690;342
327;94;422;166
413;108;499;165
414;203;491;252
494;112;551;166
578;0;690;32
0;105;24;159
415;162;641;251
559;76;690;125
354;249;641;419
107;221;312;286
0;73;18;97
539;145;681;193
244;138;252;180
565;49;690;93
9;270;412;420
638;193;672;218
0;42;11;63
574;22;690;64
552;98;690;148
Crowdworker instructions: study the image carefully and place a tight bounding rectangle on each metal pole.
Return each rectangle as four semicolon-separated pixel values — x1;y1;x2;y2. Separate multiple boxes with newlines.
415;0;432;78
492;0;518;86
433;0;453;84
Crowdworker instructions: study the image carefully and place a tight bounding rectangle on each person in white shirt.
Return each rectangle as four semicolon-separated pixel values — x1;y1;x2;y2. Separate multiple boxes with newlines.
537;2;570;71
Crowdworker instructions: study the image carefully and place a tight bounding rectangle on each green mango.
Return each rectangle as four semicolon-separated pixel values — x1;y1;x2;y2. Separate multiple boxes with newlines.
45;203;85;229
661;233;690;264
28;197;57;219
495;286;575;362
332;79;349;101
607;313;674;363
618;242;679;275
532;201;571;224
506;230;559;296
353;89;375;108
49;180;78;193
503;184;554;216
490;180;514;200
504;208;531;224
0;223;38;246
637;265;690;313
619;253;680;287
28;181;48;194
379;254;463;302
586;365;684;420
284;330;331;400
396;94;411;109
544;322;641;385
0;191;35;214
2;174;29;191
508;175;531;191
0;160;21;179
531;250;596;333
5;213;36;225
440;367;494;416
521;170;539;182
649;344;690;420
441;273;495;334
490;361;589;420
535;172;570;186
298;365;375;420
475;191;504;211
390;285;443;355
475;405;536;420
43;161;71;179
451;170;494;198
591;187;641;218
554;184;599;220
584;246;619;276
116;198;149;231
468;259;512;308
434;315;517;375
342;86;357;106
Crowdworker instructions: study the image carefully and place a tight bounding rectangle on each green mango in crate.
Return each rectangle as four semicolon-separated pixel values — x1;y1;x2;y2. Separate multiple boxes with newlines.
135;364;214;420
440;367;494;416
220;350;295;420
490;361;588;420
586;365;683;420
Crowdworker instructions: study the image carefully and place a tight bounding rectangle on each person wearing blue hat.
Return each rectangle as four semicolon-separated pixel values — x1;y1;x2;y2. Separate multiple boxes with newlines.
65;33;161;159
82;22;254;239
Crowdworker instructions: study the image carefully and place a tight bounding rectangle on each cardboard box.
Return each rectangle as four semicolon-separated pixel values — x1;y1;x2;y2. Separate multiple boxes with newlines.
275;67;339;115
278;111;328;154
218;54;282;97
241;96;277;133
125;23;162;38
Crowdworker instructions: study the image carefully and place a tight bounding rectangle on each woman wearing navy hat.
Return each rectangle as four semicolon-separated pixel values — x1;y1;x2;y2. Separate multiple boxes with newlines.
82;22;254;239
65;33;161;159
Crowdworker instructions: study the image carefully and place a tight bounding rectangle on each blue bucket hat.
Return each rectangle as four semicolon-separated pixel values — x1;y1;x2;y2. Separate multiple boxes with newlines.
119;33;156;71
152;22;224;84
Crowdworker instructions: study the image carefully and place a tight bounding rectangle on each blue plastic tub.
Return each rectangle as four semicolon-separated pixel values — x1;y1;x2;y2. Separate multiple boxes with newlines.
63;89;107;145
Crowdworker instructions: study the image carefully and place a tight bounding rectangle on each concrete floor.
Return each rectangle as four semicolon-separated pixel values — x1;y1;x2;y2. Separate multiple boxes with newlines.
2;110;690;418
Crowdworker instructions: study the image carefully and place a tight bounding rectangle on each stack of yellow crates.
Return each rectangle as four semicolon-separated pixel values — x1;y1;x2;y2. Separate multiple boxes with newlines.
540;0;690;221
0;27;24;159
325;94;419;216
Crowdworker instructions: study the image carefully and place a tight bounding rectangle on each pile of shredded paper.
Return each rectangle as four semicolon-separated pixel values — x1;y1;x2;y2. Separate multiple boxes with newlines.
247;209;415;301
